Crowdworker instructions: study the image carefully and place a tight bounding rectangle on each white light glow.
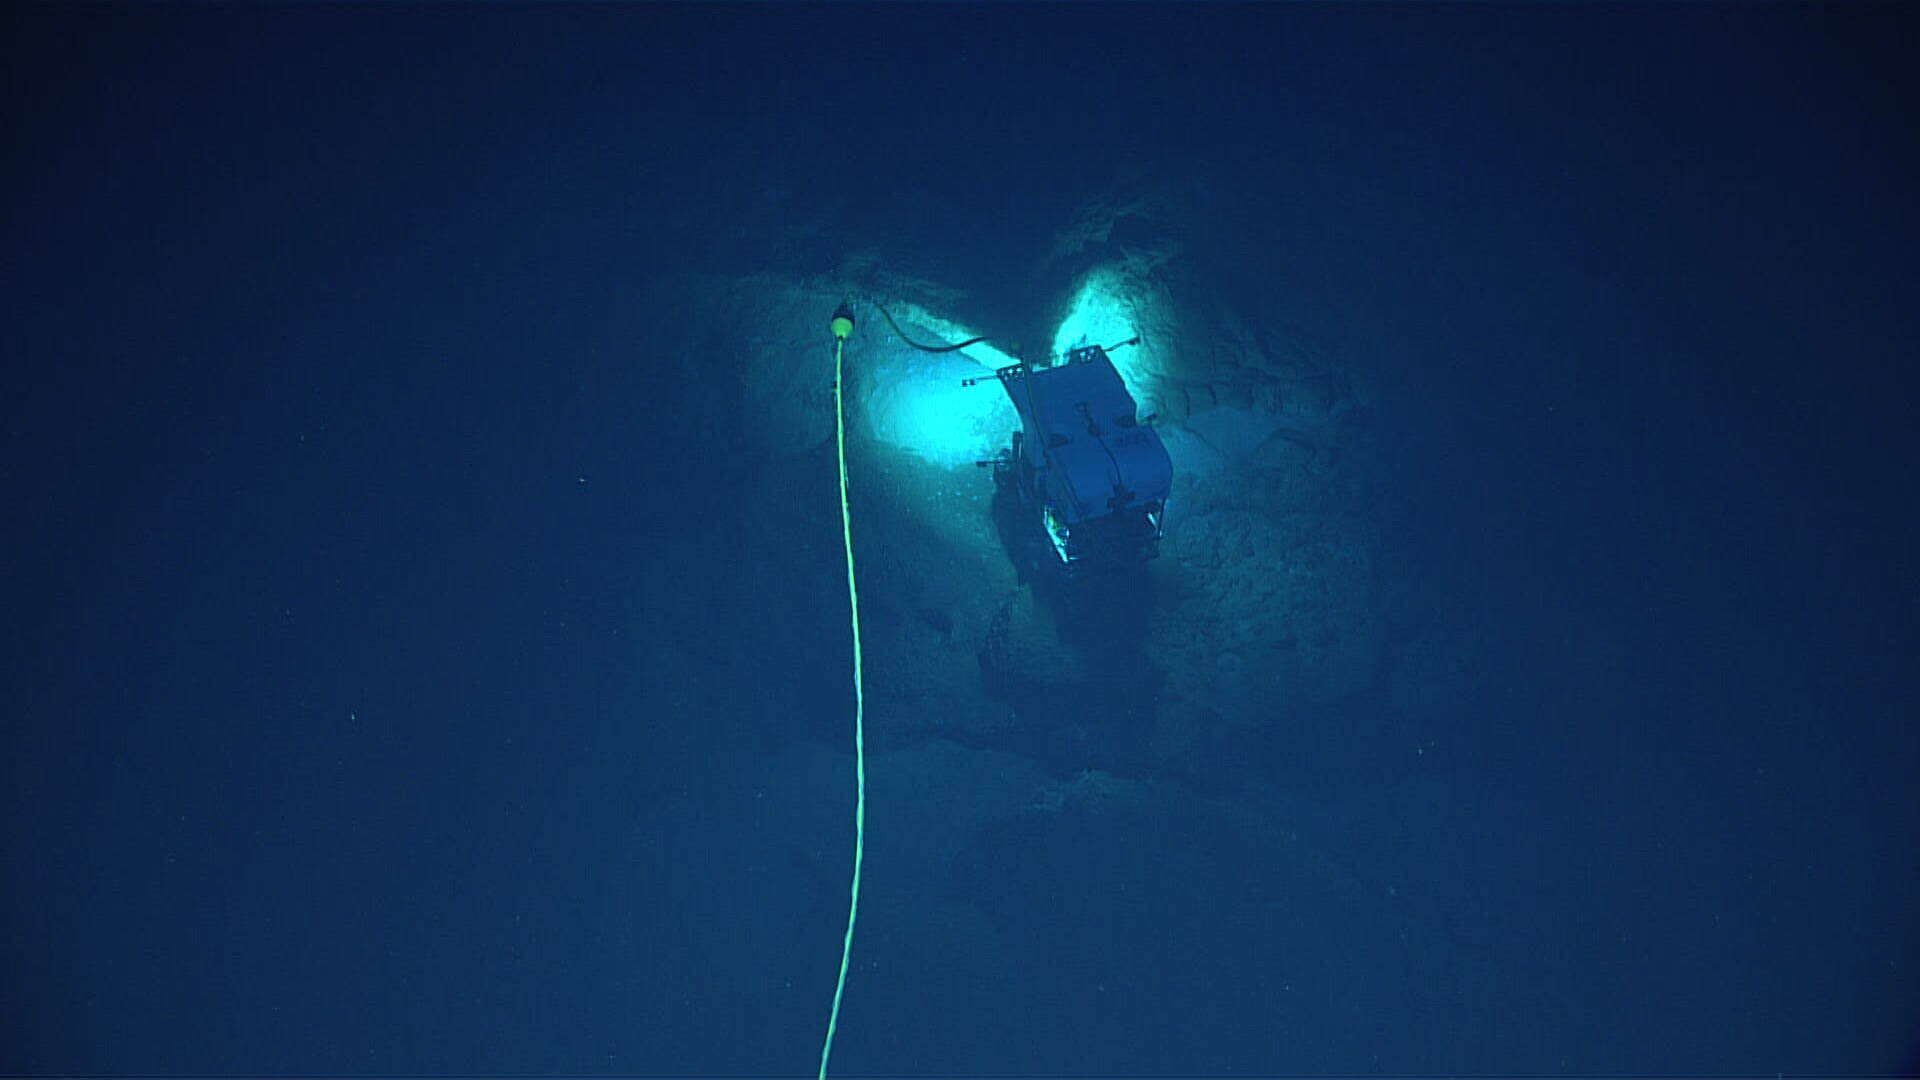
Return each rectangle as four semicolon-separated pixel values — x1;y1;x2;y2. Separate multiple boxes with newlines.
865;349;1016;469
1050;270;1145;387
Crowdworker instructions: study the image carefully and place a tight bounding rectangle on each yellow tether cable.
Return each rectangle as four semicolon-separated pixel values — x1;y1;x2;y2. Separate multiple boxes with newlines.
819;302;865;1080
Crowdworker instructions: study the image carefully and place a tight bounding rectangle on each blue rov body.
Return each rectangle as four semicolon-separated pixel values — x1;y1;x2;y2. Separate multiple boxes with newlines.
978;343;1173;575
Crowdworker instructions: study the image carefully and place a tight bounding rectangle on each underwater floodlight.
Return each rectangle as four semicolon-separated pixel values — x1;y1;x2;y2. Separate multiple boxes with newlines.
860;304;1020;469
953;339;1019;371
866;350;1017;469
1051;270;1145;388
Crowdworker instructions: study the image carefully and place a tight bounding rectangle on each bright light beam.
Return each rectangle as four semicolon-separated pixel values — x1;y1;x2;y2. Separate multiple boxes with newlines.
1051;269;1146;388
865;349;1015;469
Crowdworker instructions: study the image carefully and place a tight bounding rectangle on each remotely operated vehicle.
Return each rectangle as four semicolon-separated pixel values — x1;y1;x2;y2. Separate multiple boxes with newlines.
972;340;1173;575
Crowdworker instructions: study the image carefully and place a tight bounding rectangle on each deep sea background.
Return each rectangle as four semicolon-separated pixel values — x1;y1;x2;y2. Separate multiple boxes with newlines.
4;4;1917;1075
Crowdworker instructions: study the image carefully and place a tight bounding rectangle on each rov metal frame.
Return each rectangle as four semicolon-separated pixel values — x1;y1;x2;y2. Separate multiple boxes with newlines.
966;340;1166;575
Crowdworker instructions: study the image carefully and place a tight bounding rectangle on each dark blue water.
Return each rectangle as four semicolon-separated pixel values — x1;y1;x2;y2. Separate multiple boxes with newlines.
5;6;1915;1075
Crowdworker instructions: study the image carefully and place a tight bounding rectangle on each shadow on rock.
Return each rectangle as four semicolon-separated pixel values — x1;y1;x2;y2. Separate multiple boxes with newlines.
978;479;1165;776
